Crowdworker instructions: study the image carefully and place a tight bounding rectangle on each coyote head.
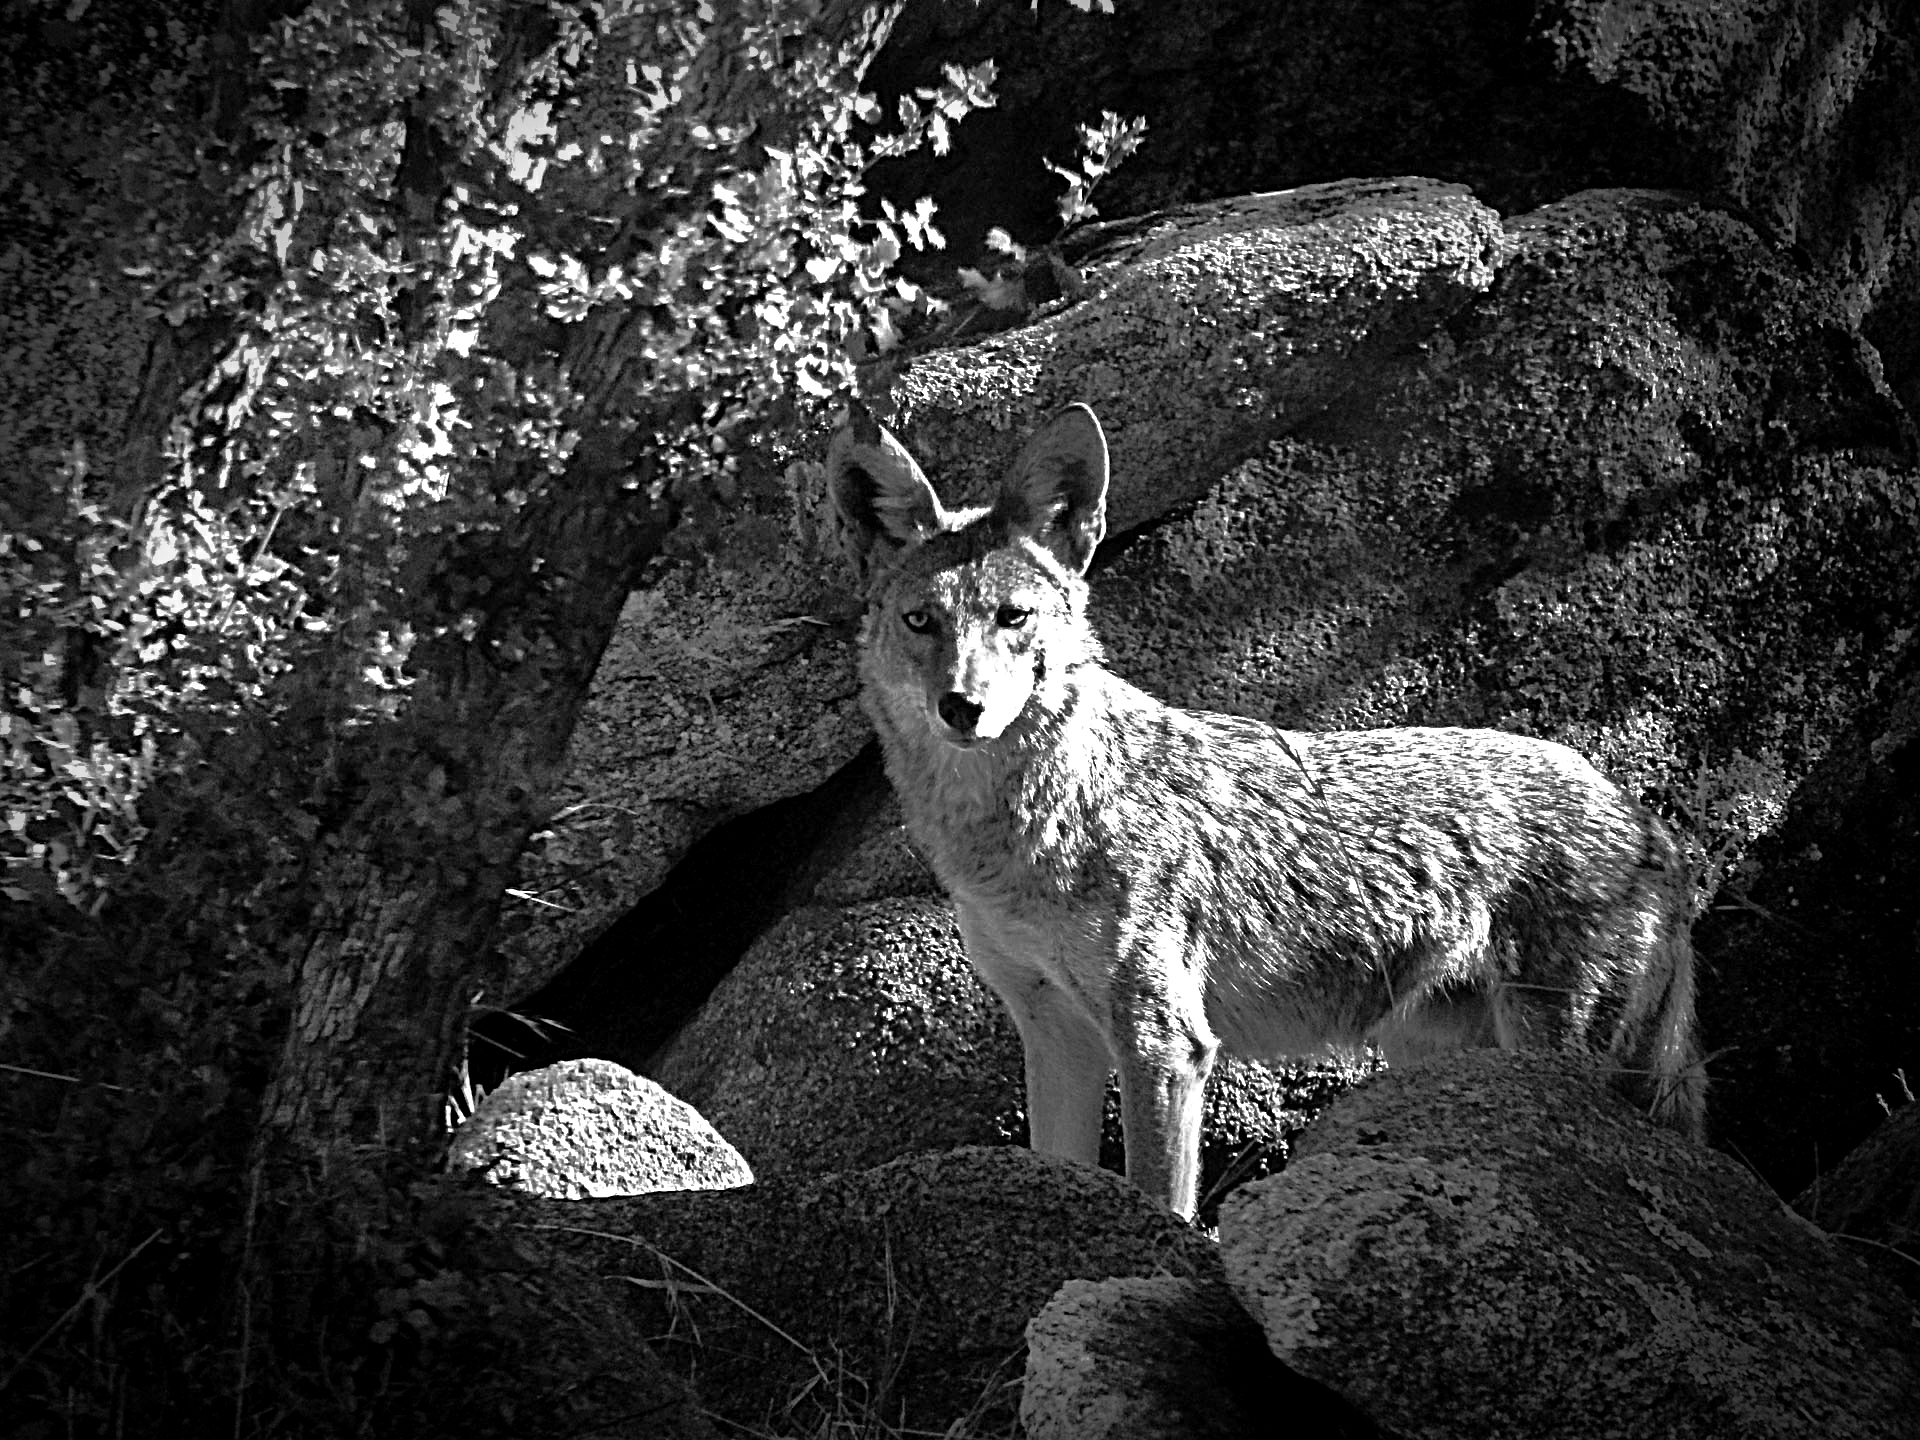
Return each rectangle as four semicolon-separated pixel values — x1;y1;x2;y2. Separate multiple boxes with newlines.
827;404;1110;748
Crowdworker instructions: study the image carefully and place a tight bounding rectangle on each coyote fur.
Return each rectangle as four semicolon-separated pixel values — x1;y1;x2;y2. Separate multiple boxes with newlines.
827;402;1704;1219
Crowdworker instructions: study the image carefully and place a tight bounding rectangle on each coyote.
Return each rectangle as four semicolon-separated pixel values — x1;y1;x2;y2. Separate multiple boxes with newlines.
827;402;1704;1219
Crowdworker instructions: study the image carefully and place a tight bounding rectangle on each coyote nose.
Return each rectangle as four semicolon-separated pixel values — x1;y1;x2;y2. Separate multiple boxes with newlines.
937;692;984;735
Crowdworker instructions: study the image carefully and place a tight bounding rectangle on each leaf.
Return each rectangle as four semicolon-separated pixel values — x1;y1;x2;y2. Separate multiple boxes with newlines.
984;227;1026;261
958;267;1026;313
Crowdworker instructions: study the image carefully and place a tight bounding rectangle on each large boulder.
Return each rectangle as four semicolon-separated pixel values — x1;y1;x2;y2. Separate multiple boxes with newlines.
867;0;1686;268
887;179;1511;532
506;1145;1222;1435
869;2;1920;407
1220;1048;1920;1440
494;550;873;999
648;899;1027;1175
1541;0;1920;411
1093;189;1914;872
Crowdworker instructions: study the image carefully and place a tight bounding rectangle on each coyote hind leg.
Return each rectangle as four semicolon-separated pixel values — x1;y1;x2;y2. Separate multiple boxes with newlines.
1112;939;1219;1221
1114;1032;1216;1221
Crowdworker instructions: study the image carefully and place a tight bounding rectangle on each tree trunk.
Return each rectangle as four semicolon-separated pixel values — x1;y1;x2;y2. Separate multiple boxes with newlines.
256;455;666;1162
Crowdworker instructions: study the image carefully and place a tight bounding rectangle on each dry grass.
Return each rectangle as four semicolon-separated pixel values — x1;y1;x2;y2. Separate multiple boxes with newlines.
546;1224;1023;1439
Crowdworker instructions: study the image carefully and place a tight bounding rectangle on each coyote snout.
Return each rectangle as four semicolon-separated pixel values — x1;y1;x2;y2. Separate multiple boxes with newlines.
828;402;1705;1220
910;604;1041;745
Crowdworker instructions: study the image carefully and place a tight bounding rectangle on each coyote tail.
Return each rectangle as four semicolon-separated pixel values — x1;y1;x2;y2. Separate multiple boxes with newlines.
1642;921;1706;1139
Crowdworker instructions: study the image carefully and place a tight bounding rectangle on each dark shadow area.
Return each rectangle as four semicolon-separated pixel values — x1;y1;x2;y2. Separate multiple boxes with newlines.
1694;677;1920;1199
864;0;1698;276
469;741;892;1090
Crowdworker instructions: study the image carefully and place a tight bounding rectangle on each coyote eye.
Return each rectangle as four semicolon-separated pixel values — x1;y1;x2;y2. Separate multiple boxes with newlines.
995;605;1032;630
901;609;933;633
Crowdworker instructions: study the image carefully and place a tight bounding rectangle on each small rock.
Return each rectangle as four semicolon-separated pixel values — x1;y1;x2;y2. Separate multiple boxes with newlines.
449;1058;751;1199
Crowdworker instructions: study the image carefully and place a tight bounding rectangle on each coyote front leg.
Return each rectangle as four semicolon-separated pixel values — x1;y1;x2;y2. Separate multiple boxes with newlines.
956;907;1108;1166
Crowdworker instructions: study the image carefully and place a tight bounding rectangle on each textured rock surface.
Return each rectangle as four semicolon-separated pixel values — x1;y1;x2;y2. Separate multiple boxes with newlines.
1220;1049;1920;1440
1796;1097;1920;1309
1095;190;1915;880
648;899;1028;1175
495;555;871;999
1541;0;1920;409
1022;1274;1388;1440
508;1145;1223;1435
447;1058;750;1199
889;179;1512;534
871;1;1920;409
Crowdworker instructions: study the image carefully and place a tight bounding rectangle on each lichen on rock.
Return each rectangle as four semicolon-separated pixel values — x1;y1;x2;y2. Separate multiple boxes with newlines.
1219;1049;1920;1440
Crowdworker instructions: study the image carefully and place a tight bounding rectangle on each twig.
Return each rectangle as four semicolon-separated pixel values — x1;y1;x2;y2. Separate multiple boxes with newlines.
538;1224;818;1362
503;887;576;912
232;1159;264;1440
0;1229;163;1393
1831;1232;1920;1277
0;1061;125;1091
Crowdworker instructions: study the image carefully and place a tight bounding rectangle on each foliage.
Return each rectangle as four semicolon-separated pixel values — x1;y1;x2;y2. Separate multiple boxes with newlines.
1045;108;1148;230
0;0;991;914
956;108;1146;318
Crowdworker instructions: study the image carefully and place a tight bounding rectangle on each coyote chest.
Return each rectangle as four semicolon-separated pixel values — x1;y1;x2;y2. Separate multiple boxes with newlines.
874;683;1117;911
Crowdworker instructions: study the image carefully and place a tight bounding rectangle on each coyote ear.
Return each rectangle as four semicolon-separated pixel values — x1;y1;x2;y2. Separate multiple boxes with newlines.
994;403;1109;576
826;402;946;581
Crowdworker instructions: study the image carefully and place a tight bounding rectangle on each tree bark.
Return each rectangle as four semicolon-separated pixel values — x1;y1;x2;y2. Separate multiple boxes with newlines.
258;449;666;1159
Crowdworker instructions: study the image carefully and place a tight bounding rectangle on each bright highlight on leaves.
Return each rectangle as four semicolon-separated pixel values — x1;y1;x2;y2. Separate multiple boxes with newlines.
956;107;1145;318
3;0;1000;908
1047;110;1149;229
